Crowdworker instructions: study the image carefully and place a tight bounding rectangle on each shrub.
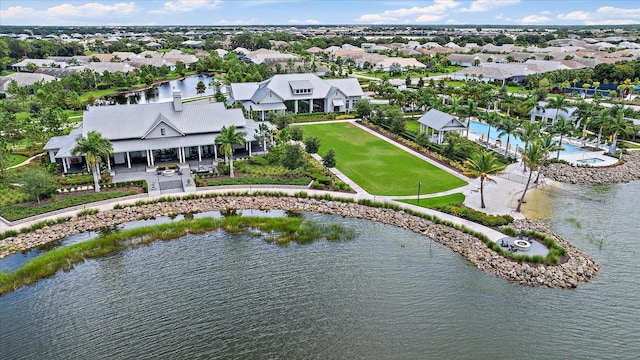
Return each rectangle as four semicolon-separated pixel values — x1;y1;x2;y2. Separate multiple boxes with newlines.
438;204;513;227
249;155;269;166
303;136;321;154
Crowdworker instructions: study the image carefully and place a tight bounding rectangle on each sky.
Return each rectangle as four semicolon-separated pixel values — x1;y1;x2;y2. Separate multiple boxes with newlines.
1;0;639;27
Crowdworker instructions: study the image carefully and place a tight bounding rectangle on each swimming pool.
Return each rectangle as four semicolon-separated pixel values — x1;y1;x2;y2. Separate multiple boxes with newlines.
468;121;585;155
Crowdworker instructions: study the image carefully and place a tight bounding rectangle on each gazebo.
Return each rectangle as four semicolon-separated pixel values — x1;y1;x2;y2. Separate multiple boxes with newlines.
417;109;466;144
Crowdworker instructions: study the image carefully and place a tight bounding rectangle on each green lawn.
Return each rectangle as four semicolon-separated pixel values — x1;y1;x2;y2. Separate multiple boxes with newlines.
397;193;465;208
405;120;420;132
300;122;467;196
6;154;28;168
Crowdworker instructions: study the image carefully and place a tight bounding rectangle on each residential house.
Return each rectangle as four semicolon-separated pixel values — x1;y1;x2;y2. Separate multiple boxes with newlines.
529;101;578;126
0;73;57;93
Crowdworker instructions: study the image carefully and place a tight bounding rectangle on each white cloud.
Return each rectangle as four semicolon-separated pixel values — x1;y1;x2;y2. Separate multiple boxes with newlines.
356;0;460;23
557;11;590;21
1;6;36;19
557;6;640;25
519;15;551;24
584;18;638;25
1;2;136;23
151;0;221;14
217;18;255;25
462;0;519;13
289;18;319;24
47;2;136;17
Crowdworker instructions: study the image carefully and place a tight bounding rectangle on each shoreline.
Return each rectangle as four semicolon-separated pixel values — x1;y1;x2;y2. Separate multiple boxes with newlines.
0;195;598;290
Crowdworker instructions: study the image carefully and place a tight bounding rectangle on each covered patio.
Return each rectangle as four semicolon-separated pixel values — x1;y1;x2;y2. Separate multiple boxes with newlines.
417;108;466;144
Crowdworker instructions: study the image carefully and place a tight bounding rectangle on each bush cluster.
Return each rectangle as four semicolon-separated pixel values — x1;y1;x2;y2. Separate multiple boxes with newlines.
206;176;312;187
437;204;514;227
0;190;138;221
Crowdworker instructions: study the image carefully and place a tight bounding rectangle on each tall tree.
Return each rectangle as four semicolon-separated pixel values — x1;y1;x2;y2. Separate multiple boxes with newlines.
463;151;505;209
534;133;558;184
497;116;520;157
215;125;246;178
605;109;632;156
517;121;542;171
20;168;58;205
516;142;545;212
72;131;113;193
482;111;502;149
281;144;304;176
552;116;575;159
462;99;480;138
546;95;570;124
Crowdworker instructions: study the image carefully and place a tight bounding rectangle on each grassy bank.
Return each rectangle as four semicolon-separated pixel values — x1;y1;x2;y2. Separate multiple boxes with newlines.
0;216;354;295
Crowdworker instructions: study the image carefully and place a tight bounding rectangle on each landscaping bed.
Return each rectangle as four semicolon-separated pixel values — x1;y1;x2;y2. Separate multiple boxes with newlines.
0;186;143;221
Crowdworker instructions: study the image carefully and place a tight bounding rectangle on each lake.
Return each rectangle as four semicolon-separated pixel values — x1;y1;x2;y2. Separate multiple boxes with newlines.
1;183;639;359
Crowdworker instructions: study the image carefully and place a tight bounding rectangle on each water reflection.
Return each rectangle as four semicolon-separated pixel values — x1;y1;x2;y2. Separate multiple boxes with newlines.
108;75;219;105
0;209;286;272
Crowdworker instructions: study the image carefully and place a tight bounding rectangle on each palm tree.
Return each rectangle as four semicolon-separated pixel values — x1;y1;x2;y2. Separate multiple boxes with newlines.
483;111;502;149
575;102;598;138
215;125;246;178
517;121;542;171
463;151;505;209
534;133;558;184
497;116;520;157
605;109;632;155
517;121;542;153
462;99;480;138
71;131;113;193
552;116;575;159
516;141;546;212
546;95;570;124
447;94;462;117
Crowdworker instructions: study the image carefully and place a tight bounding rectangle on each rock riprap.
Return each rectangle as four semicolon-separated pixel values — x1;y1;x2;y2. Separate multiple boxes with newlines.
0;196;598;289
544;151;640;184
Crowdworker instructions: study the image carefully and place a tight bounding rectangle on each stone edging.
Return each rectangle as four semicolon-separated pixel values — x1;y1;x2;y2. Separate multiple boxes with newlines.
0;196;598;289
543;151;640;184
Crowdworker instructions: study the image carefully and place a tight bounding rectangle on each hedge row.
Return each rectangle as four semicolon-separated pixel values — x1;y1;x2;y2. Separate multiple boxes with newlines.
206;176;312;187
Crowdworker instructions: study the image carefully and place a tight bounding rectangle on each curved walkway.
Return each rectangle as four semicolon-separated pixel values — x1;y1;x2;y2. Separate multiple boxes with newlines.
5;152;46;170
1;119;530;245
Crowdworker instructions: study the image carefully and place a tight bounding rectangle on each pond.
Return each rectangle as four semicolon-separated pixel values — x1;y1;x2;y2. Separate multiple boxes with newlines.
109;75;222;105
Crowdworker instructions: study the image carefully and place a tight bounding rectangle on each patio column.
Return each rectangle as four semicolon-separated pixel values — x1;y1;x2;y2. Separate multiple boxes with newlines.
309;99;313;113
106;159;111;172
294;100;298;114
150;150;155;167
62;157;68;173
248;141;252;156
146;150;151;167
126;152;131;168
198;146;202;162
214;144;218;161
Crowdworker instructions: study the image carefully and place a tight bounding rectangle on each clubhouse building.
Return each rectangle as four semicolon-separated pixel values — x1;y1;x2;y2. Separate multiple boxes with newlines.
227;73;363;120
44;91;270;173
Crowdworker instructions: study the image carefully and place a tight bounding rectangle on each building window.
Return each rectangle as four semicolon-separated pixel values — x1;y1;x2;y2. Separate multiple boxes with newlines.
161;128;166;136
